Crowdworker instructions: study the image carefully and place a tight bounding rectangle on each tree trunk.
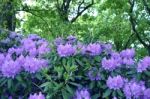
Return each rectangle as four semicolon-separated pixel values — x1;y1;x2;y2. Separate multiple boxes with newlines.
0;0;16;31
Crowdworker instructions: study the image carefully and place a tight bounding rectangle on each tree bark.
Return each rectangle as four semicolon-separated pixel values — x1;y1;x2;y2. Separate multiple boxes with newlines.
0;0;16;31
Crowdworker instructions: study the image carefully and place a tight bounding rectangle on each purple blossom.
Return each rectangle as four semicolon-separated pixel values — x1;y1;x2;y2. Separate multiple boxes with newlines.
28;34;41;40
74;88;91;99
122;58;134;66
88;68;101;81
8;96;12;99
112;97;117;99
66;35;77;44
14;47;24;55
54;37;64;46
120;49;135;58
21;38;36;51
111;52;122;64
16;55;25;65
137;56;150;72
8;47;16;54
106;75;124;90
84;43;102;56
144;88;150;99
101;58;120;71
9;32;18;39
23;56;48;73
123;80;146;99
57;44;76;57
1;59;22;78
38;41;50;54
101;43;113;53
0;53;5;66
28;92;45;99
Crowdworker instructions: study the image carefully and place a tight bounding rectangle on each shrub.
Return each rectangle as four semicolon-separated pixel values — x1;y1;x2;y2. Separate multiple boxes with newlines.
0;32;150;99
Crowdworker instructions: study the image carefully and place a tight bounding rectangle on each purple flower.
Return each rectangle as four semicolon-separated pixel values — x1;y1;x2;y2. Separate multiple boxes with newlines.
57;44;76;57
106;75;124;90
120;49;135;58
144;88;150;99
0;53;5;66
23;56;48;73
111;52;122;64
9;32;18;39
112;97;117;99
88;68;101;81
14;47;24;55
28;34;41;40
66;35;77;44
84;43;102;56
8;48;16;54
137;56;150;72
122;58;134;66
16;55;25;65
123;81;145;99
54;37;64;46
101;43;113;53
1;59;21;78
74;88;91;99
8;96;12;99
21;38;36;51
38;41;50;54
28;92;45;99
29;48;38;57
101;58;120;71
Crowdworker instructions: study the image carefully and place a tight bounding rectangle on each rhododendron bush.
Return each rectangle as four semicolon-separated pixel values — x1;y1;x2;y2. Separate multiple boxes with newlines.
0;32;150;99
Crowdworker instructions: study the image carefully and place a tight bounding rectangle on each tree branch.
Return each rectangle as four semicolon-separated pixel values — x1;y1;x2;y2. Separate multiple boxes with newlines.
71;0;94;23
142;0;150;15
19;10;53;36
123;33;135;49
128;0;149;48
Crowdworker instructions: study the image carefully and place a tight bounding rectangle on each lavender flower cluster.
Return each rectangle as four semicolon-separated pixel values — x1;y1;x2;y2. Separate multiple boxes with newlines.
101;49;135;71
1;34;150;98
55;36;112;57
74;88;91;99
54;36;150;98
0;33;50;78
28;92;45;99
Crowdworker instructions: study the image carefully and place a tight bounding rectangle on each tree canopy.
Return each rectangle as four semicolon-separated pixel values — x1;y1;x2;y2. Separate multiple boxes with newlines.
0;0;150;57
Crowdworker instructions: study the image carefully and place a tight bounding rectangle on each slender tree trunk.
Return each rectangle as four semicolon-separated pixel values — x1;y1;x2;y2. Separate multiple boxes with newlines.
0;0;16;31
147;46;150;56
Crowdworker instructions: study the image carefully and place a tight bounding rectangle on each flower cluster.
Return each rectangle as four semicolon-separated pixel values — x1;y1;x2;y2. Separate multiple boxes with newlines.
101;49;135;71
74;88;91;99
1;34;150;99
28;92;45;99
123;80;146;99
106;75;124;90
0;33;50;78
88;67;101;81
81;43;102;56
137;56;150;72
101;57;120;71
57;44;76;57
120;49;135;66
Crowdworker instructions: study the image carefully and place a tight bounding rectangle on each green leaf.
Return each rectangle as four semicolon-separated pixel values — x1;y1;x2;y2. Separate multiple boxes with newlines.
92;93;100;99
61;89;71;99
69;82;81;87
117;90;123;97
75;59;83;66
66;84;74;94
40;82;50;88
145;71;150;76
7;79;12;89
102;89;112;98
62;58;66;66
